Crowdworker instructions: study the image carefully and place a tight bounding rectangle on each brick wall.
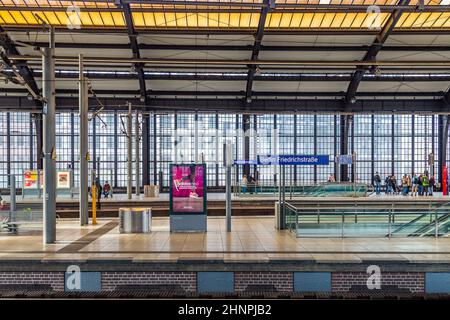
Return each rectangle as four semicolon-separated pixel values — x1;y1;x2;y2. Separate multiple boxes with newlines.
102;272;196;292
332;272;425;293
235;272;293;292
0;272;64;291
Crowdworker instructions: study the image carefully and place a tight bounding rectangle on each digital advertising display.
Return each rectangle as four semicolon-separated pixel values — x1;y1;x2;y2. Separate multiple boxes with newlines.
170;164;206;214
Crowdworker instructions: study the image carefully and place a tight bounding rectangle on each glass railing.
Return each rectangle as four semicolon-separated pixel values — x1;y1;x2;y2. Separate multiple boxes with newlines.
235;183;368;197
284;201;450;238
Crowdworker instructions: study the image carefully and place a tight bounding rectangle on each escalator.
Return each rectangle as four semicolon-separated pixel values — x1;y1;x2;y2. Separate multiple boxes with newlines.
389;203;450;237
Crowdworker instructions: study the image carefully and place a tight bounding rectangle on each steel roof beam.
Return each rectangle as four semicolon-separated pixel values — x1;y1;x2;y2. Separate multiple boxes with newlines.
345;0;411;105
18;42;450;52
245;0;270;104
120;1;146;103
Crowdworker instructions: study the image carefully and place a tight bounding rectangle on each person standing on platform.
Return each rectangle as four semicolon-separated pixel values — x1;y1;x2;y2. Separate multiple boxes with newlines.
429;176;435;196
241;174;248;194
95;177;103;210
385;176;392;194
401;175;409;196
412;174;419;197
373;172;381;195
418;174;424;196
328;174;336;183
103;181;111;198
407;174;412;194
392;175;398;195
422;174;429;196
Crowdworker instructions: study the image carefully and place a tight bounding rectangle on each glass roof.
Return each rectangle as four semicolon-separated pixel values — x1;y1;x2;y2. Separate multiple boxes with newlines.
0;0;448;30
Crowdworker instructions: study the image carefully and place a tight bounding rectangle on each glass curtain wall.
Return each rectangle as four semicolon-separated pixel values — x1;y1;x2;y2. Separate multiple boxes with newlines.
0;112;442;189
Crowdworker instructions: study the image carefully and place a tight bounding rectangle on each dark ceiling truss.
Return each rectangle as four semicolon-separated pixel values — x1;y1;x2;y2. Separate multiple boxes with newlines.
1;96;448;114
345;0;410;106
17;42;450;52
3;69;450;82
245;0;270;104
0;26;42;103
4;27;450;36
119;0;147;103
1;88;445;99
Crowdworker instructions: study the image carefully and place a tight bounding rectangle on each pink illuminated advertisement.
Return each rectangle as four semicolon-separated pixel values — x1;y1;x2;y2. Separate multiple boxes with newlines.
171;164;206;213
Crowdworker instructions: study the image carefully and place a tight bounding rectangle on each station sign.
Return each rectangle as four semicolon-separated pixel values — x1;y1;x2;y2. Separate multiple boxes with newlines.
257;155;330;166
336;155;353;165
233;160;258;165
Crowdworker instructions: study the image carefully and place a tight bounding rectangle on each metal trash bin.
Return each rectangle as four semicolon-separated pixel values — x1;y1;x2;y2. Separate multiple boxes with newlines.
119;207;151;233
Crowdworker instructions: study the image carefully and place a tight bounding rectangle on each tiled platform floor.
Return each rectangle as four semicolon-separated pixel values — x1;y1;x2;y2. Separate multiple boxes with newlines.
0;217;449;263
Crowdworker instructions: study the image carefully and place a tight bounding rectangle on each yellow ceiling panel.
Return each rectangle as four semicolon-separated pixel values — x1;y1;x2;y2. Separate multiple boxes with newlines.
350;13;367;28
229;13;242;27
175;13;188;28
88;12;104;26
164;12;178;27
267;13;282;28
320;13;336;28
0;11;17;24
19;11;38;24
444;13;450;27
249;13;260;27
339;13;356;28
310;13;325;28
142;13;156;27
98;12;114;26
153;12;167;27
110;12;125;26
209;13;220;27
279;13;293;28
422;12;446;28
432;12;450;28
42;12;62;25
330;13;346;28
289;13;303;28
197;13;208;28
80;11;94;26
54;12;69;26
218;13;230;27
9;11;27;24
401;13;431;28
299;13;314;28
186;13;198;27
132;12;145;27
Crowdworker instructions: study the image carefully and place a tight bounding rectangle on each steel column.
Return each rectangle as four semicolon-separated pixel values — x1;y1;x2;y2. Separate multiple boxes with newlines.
135;110;140;196
79;54;89;226
127;102;132;199
42;28;56;243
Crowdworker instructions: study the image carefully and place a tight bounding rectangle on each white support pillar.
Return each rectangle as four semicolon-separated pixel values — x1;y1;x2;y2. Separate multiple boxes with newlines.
127;102;132;199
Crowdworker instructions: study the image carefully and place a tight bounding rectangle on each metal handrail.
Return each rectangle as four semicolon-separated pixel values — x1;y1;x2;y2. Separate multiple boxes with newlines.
285;200;450;238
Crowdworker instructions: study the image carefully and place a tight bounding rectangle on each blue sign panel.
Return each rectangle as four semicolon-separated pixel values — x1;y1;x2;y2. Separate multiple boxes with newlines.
233;160;258;165
336;155;353;165
258;155;329;166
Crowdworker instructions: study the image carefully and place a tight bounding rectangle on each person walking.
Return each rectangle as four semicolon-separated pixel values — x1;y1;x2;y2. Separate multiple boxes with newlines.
373;172;382;195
